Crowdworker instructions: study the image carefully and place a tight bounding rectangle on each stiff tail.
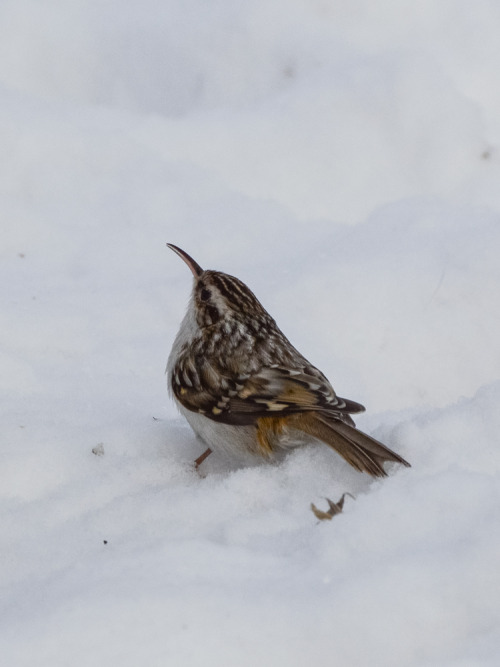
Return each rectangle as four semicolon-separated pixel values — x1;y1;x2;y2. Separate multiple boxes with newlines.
294;413;410;477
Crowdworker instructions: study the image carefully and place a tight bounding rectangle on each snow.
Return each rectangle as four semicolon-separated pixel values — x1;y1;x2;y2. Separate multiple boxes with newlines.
1;1;500;665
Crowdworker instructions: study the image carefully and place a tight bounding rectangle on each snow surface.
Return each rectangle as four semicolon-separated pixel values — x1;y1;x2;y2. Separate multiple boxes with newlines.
2;2;500;665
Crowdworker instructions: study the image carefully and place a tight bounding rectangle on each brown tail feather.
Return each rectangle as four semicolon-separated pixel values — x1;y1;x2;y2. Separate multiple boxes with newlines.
292;412;410;478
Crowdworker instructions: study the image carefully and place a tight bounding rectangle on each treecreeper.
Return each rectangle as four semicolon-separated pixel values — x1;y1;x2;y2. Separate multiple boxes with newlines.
166;244;410;475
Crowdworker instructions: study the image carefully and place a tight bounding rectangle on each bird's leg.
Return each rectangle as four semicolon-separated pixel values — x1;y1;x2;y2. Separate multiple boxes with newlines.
194;447;212;469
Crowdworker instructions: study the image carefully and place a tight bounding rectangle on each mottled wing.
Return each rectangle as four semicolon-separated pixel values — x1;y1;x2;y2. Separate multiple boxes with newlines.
172;358;365;426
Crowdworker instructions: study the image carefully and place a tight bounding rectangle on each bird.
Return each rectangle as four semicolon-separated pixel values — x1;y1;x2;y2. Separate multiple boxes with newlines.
166;244;410;476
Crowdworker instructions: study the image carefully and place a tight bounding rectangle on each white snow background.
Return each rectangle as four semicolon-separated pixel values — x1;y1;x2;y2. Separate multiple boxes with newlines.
1;2;500;665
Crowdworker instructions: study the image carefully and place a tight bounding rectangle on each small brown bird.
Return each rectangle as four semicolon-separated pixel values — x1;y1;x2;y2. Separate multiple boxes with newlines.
166;244;410;476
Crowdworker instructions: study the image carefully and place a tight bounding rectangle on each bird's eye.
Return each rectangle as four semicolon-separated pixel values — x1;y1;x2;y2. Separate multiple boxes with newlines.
200;288;211;302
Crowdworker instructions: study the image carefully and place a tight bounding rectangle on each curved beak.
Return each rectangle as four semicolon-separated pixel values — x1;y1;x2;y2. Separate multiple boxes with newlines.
166;244;204;277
